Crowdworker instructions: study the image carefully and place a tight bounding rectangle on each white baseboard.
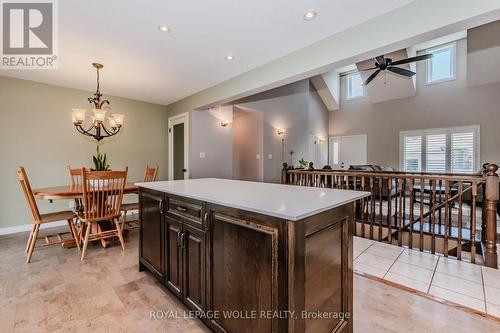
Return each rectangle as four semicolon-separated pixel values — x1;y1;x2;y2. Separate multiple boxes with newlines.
0;221;68;236
0;211;139;236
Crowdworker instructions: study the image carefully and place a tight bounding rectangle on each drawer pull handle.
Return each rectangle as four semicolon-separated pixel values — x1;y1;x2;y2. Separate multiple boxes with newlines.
159;200;164;215
176;230;182;247
176;206;188;212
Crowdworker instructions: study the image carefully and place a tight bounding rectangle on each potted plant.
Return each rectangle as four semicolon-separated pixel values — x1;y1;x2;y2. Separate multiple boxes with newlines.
297;157;308;169
91;146;111;187
92;146;110;171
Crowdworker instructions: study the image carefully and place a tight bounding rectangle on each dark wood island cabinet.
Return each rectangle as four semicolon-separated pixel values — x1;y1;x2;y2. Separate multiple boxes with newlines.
138;178;369;333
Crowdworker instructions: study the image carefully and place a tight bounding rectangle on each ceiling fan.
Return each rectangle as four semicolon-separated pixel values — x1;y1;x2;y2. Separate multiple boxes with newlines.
360;54;433;86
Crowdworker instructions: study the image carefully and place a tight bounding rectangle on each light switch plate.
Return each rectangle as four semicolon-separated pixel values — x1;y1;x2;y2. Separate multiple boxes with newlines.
256;154;261;160
268;154;273;159
199;152;206;158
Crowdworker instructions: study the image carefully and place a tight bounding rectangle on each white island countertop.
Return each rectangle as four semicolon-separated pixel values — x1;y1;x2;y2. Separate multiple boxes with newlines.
135;178;370;221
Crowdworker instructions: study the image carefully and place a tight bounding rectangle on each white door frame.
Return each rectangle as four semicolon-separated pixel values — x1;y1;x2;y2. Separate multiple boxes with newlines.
168;112;190;180
329;134;367;169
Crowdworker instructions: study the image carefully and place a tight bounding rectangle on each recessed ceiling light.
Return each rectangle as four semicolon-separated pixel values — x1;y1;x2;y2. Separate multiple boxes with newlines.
158;25;170;33
303;10;317;21
225;55;234;61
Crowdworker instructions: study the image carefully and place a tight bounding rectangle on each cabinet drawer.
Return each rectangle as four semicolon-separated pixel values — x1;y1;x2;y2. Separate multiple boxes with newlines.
166;196;205;229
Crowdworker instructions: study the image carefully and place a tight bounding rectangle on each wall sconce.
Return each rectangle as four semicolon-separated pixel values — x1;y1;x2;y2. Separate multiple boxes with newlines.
277;129;285;136
318;137;326;143
220;119;230;127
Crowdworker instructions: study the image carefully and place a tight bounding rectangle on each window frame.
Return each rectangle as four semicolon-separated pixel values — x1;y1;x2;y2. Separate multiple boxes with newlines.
425;42;457;85
399;125;480;173
346;72;365;100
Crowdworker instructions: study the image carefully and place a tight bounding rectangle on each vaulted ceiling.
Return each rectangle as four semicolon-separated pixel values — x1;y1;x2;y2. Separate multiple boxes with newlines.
0;0;415;105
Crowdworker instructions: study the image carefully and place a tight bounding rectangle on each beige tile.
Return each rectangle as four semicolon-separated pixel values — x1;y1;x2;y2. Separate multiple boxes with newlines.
389;261;434;284
482;266;500;289
397;249;439;271
431;272;484;300
428;285;485;313
355;252;395;272
484;285;500;306
486;302;500;318
384;272;430;293
353;236;374;252
364;242;403;260
354;262;386;278
436;257;482;283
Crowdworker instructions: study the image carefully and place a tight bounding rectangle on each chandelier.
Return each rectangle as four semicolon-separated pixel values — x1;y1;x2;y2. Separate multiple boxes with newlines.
71;63;124;141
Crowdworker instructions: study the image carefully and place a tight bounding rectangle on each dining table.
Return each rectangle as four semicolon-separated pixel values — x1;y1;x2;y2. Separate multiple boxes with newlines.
33;183;138;200
33;183;138;248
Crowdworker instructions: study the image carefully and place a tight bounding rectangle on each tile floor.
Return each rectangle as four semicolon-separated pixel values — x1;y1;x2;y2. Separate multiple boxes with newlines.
353;236;500;317
1;228;499;332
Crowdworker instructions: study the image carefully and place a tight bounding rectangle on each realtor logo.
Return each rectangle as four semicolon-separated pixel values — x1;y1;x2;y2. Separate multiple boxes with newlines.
1;0;57;69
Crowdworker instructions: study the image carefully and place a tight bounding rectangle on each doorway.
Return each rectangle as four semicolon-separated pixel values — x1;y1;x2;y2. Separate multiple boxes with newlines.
232;107;264;182
329;134;367;169
168;112;190;180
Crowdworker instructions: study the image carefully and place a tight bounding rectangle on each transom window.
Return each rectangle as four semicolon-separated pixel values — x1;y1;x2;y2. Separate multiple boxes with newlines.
347;73;364;99
426;43;456;84
400;126;479;173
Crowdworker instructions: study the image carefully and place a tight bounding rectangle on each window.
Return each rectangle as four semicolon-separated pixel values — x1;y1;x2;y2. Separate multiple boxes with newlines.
403;136;422;172
426;43;456;84
400;126;479;173
347;73;364;99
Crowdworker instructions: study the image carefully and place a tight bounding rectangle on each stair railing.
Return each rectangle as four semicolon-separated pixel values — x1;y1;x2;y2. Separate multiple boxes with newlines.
281;163;498;268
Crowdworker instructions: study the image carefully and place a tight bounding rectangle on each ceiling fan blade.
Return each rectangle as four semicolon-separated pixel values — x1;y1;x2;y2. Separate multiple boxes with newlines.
363;69;381;86
358;66;378;72
375;56;386;66
391;53;433;66
387;66;416;77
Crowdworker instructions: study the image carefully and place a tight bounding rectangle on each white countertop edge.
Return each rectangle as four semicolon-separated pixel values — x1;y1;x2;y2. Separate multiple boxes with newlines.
135;180;370;221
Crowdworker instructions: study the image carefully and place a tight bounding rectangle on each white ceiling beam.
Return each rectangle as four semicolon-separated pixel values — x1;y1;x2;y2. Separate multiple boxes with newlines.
310;71;340;111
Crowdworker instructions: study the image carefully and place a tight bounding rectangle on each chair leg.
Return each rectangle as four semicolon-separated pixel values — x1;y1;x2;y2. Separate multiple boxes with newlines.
26;224;40;264
25;224;36;253
81;223;91;261
114;218;126;251
67;219;81;251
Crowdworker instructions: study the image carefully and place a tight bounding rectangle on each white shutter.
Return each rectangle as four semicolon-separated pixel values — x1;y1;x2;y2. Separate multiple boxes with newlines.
404;136;422;172
426;134;447;172
451;132;475;173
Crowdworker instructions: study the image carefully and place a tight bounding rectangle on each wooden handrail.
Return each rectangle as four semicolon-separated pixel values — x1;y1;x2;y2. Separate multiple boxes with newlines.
282;162;498;268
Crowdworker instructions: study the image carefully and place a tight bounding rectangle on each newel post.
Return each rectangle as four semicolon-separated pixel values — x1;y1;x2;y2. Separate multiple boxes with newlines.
483;163;498;268
281;163;288;184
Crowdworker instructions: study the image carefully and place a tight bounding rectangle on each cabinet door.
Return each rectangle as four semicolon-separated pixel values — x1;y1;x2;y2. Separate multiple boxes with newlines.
139;189;164;281
208;211;279;333
165;216;183;298
183;224;206;313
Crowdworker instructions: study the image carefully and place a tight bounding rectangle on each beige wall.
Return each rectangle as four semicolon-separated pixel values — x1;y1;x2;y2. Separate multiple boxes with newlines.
234;80;311;182
0;76;168;229
190;109;233;179
330;38;500;169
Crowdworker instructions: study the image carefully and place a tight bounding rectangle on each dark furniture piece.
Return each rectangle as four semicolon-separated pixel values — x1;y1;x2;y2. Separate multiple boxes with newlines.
138;181;364;333
349;165;398;200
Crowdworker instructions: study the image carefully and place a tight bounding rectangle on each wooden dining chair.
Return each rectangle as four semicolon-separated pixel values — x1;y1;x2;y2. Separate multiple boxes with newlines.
80;168;128;260
68;166;84;187
17;167;80;263
121;165;158;229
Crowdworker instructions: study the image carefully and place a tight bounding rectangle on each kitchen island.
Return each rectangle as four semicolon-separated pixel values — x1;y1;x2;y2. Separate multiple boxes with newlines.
136;178;369;333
